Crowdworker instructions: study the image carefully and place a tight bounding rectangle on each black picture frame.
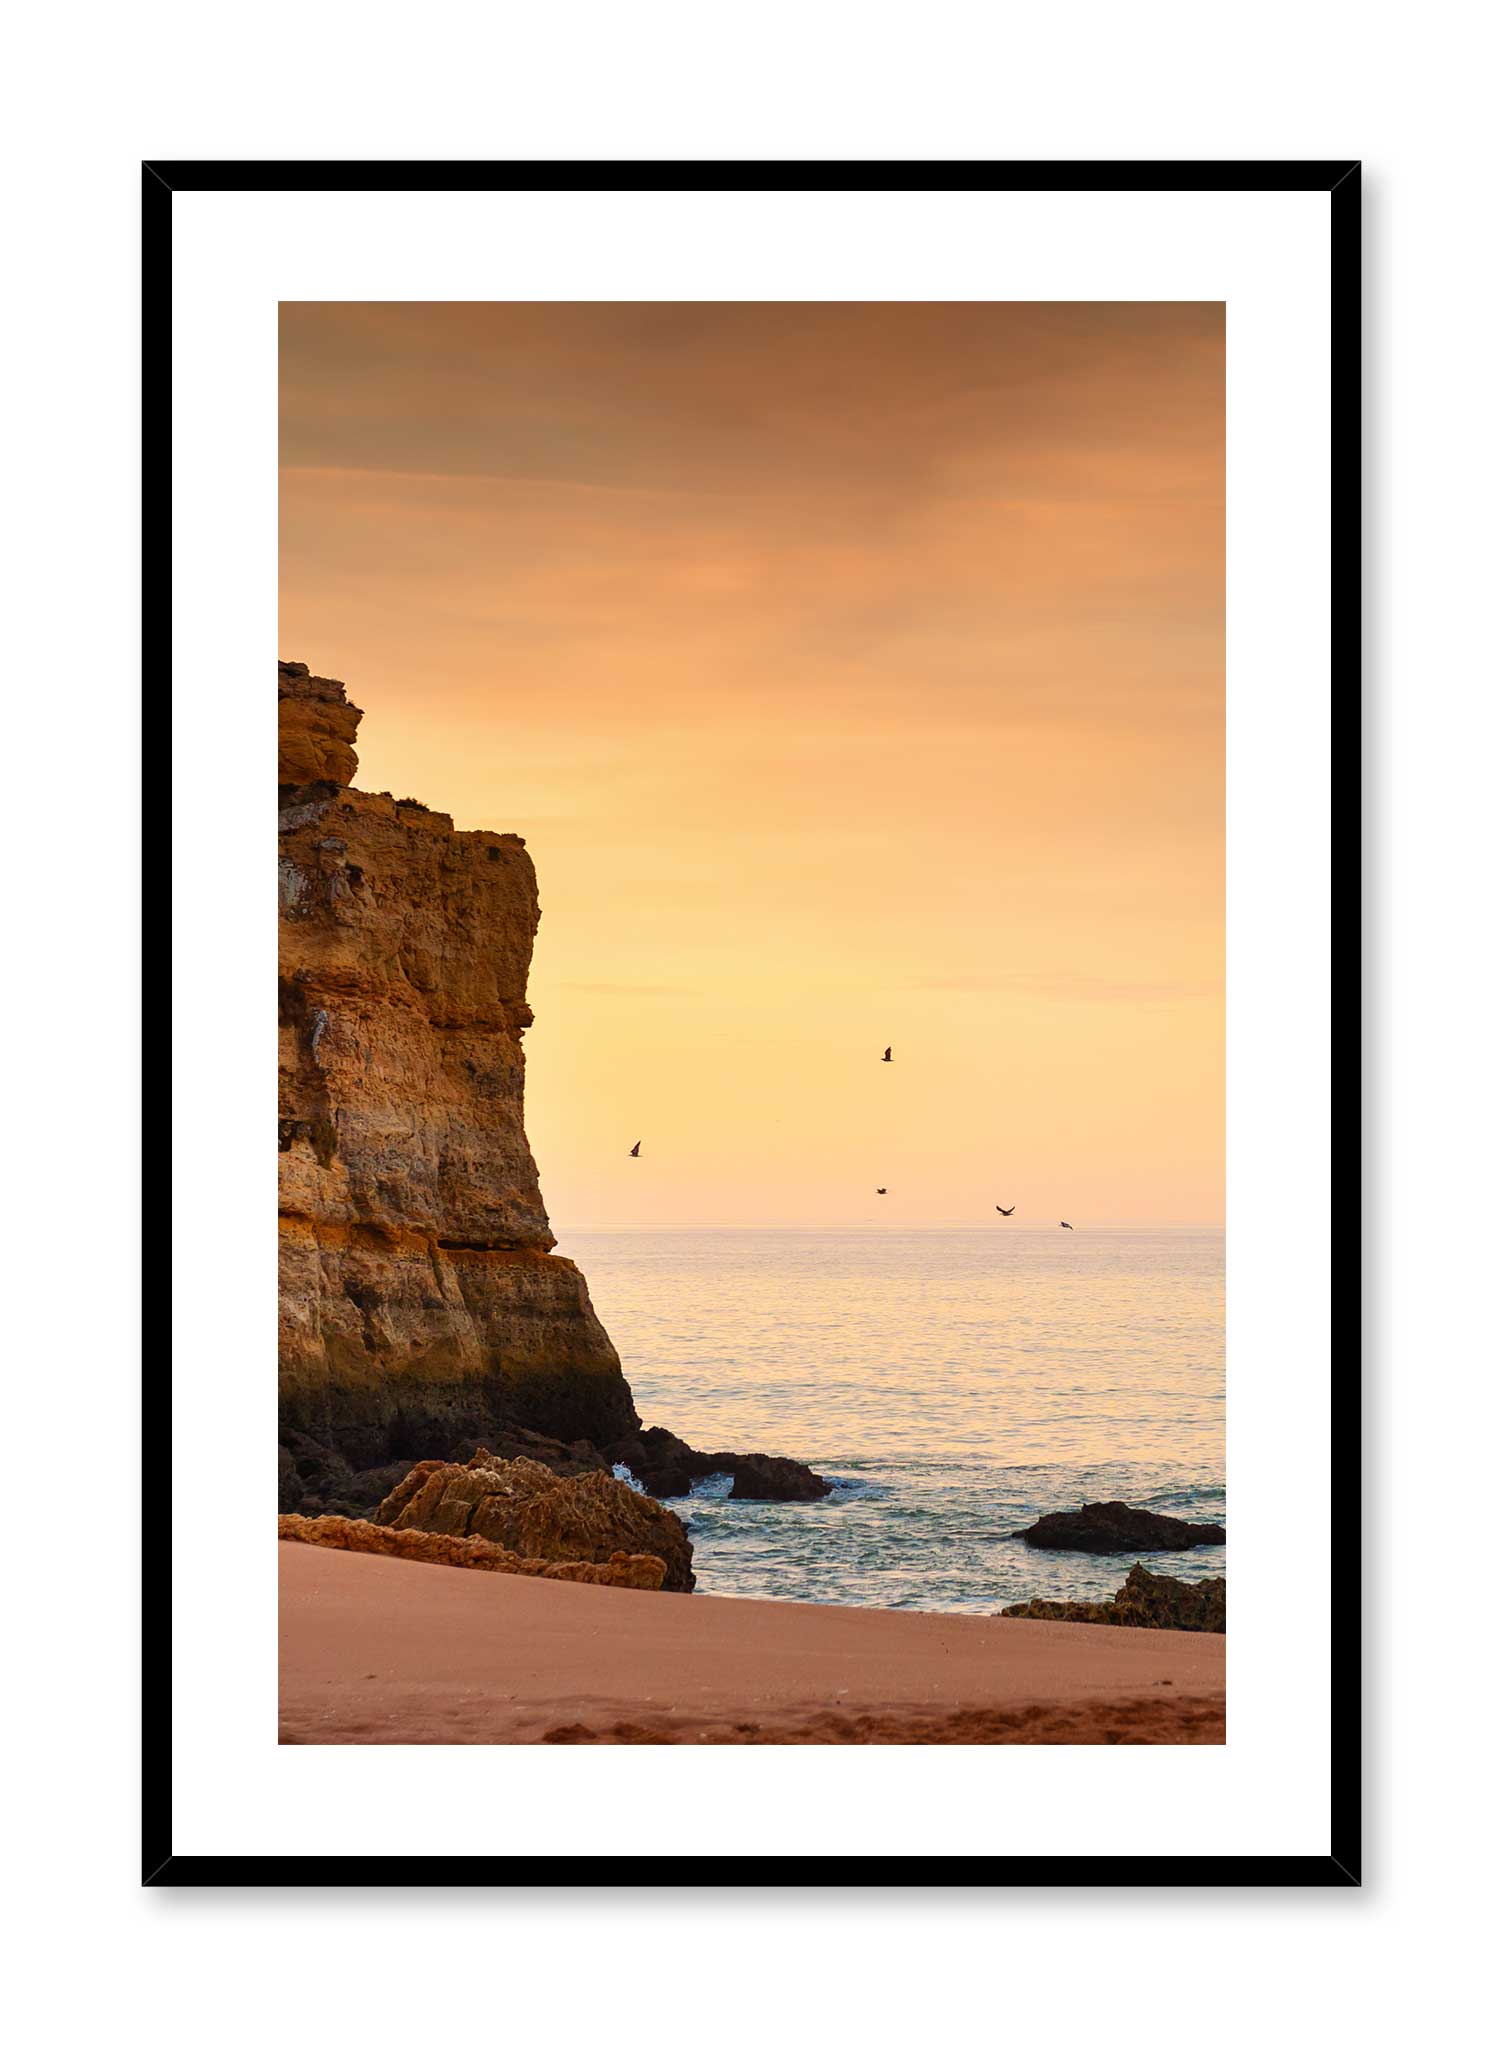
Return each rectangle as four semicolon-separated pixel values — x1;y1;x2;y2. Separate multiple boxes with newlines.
144;158;1360;1889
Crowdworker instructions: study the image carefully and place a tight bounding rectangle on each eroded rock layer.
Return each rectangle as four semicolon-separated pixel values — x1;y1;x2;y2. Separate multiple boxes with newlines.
278;1513;667;1590
373;1450;696;1592
278;662;639;1469
999;1563;1226;1633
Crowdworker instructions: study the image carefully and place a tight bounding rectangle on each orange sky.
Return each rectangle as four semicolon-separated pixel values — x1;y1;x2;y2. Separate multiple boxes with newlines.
280;302;1223;1227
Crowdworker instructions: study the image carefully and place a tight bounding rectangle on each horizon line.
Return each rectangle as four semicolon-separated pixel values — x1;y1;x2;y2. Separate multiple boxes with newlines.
550;1219;1228;1234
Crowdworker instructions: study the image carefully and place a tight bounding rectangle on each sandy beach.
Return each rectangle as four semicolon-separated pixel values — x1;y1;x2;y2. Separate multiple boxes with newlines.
279;1544;1225;1744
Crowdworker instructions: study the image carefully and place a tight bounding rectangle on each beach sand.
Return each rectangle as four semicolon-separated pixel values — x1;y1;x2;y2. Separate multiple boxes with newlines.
279;1543;1225;1744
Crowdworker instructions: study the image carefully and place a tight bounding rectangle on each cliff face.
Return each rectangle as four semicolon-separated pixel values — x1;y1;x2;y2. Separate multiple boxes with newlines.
277;661;639;1468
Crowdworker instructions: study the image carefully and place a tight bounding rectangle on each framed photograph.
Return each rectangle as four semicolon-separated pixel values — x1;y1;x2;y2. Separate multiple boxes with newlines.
149;159;1358;1885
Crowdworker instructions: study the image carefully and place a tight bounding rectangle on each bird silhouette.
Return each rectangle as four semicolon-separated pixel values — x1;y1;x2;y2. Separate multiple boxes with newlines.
629;1141;641;1157
996;1205;1015;1216
876;1187;887;1195
1060;1220;1073;1229
881;1046;892;1062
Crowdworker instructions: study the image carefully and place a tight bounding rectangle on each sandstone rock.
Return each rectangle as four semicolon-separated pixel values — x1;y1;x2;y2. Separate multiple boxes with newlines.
607;1425;830;1501
278;1512;667;1590
373;1449;696;1591
277;659;828;1513
1019;1500;1226;1553
278;660;641;1470
1000;1563;1226;1633
435;1424;609;1481
279;663;363;788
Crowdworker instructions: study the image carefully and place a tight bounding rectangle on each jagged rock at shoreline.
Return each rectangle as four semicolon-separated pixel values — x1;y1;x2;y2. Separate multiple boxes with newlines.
373;1450;696;1592
607;1425;831;1502
277;659;829;1514
1000;1563;1226;1633
278;1512;667;1590
1019;1500;1226;1554
280;1419;830;1520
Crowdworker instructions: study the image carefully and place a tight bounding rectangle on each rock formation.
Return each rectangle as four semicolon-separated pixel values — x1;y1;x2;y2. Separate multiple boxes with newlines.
1018;1500;1226;1553
276;669;362;786
279;661;640;1469
373;1450;696;1592
278;659;827;1518
1000;1563;1226;1633
605;1425;830;1502
278;1512;667;1590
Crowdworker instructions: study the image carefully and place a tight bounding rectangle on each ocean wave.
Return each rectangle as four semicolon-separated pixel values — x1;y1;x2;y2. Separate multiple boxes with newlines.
685;1469;876;1507
825;1473;879;1501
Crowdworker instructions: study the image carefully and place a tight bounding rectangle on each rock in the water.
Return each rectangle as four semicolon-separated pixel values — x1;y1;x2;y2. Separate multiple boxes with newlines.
1000;1563;1226;1633
372;1450;696;1591
607;1425;831;1502
1019;1500;1226;1553
278;1512;667;1589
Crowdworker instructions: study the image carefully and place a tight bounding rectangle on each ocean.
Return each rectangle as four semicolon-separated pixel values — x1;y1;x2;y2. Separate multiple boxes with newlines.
554;1226;1226;1614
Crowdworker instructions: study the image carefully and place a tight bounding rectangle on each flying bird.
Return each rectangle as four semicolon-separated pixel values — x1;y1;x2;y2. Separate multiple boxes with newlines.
881;1046;892;1062
876;1187;887;1195
996;1206;1015;1216
1060;1220;1073;1229
629;1141;641;1157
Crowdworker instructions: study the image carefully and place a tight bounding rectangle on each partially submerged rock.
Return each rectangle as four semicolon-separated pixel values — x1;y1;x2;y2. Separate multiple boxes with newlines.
607;1425;831;1502
1000;1564;1225;1633
373;1450;697;1591
1019;1500;1225;1553
279;1513;666;1590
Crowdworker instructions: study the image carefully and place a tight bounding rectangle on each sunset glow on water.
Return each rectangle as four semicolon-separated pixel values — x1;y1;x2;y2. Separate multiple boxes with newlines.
559;1225;1225;1613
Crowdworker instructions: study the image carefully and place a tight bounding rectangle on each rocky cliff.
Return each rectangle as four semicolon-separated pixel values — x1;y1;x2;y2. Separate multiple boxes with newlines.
278;659;829;1516
278;661;640;1479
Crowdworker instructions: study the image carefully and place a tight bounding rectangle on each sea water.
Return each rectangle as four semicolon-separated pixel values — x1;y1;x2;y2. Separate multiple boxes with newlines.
554;1226;1225;1614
